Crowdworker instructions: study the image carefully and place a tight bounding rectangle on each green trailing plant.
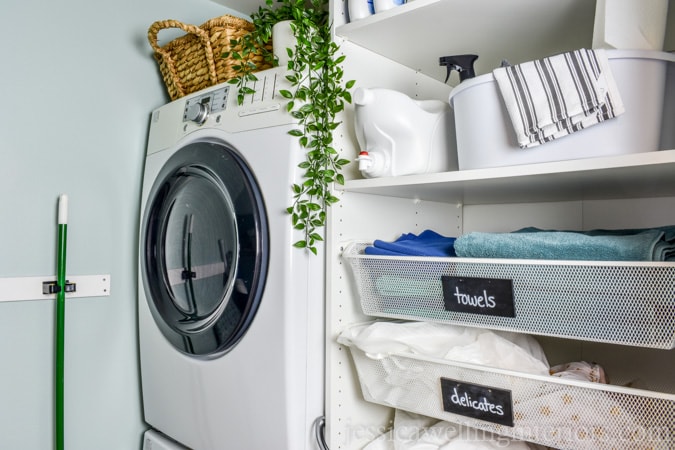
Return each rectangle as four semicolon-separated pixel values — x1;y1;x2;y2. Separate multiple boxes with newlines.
223;0;354;255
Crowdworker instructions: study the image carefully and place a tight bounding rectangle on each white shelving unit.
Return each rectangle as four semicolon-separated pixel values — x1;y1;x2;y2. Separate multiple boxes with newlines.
327;159;675;449
326;1;675;449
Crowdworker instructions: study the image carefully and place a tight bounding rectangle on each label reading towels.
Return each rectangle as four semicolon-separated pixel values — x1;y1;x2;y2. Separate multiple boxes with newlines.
441;276;515;317
440;378;514;427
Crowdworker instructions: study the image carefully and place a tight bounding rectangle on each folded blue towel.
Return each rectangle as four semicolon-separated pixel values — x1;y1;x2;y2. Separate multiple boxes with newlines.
455;226;675;261
365;230;457;257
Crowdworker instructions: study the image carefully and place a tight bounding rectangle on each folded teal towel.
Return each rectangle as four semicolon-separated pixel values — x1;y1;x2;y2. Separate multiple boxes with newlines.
454;226;675;261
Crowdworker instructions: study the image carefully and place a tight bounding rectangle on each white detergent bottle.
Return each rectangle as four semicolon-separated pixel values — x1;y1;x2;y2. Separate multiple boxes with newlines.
348;0;374;21
353;87;457;178
374;0;405;13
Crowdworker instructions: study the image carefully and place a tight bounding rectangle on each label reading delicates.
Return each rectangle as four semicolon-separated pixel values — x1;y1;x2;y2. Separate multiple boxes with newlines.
440;378;514;427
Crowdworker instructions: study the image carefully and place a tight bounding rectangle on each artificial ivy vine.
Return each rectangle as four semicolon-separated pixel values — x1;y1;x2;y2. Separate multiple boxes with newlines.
223;0;354;255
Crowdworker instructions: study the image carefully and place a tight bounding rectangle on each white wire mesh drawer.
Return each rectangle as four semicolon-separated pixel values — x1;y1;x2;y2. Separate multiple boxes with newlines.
347;346;675;450
342;242;675;349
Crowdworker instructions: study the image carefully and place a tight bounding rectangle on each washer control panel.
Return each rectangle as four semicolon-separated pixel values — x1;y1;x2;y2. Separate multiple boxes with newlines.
177;67;292;132
182;86;230;124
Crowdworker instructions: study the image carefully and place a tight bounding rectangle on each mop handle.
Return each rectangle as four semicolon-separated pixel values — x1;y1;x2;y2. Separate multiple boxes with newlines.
56;194;68;450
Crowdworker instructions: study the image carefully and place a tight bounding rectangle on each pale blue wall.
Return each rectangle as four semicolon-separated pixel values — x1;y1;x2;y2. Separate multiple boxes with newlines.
0;0;241;448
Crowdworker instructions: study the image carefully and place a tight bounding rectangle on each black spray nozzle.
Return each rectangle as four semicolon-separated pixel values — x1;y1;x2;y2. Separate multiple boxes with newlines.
439;54;479;83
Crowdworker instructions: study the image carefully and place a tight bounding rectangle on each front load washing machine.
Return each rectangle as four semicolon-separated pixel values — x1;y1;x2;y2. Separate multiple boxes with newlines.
138;67;325;450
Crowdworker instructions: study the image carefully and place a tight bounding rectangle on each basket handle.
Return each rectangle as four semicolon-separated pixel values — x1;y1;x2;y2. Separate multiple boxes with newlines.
147;19;218;86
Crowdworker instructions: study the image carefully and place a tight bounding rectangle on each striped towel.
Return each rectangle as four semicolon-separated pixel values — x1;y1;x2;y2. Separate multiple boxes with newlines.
493;49;624;148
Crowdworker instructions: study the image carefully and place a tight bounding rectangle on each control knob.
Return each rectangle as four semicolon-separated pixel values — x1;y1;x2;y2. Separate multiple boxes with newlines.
186;102;209;125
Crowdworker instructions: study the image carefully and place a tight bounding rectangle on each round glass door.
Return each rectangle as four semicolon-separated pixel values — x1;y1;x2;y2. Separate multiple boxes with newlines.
141;140;268;358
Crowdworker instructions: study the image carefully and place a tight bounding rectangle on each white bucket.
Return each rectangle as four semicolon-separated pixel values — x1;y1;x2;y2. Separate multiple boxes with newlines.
592;0;669;51
448;50;675;171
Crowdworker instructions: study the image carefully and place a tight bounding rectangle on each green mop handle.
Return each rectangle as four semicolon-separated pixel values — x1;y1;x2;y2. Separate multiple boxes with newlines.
56;194;68;450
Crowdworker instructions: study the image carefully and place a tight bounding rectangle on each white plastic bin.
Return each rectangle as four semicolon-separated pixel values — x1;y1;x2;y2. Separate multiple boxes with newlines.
448;50;675;170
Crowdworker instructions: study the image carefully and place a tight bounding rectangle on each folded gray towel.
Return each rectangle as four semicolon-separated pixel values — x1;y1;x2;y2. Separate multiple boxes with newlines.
492;48;624;148
454;226;675;261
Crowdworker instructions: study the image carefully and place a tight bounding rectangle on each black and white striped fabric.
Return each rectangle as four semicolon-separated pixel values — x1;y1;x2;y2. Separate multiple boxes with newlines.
493;48;625;149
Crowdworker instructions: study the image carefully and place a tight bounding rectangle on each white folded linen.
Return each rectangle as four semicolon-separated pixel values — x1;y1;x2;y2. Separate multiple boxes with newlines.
492;48;624;148
337;321;549;375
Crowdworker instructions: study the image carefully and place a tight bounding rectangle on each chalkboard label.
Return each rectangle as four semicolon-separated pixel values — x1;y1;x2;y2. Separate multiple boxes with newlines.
441;276;515;317
440;378;514;427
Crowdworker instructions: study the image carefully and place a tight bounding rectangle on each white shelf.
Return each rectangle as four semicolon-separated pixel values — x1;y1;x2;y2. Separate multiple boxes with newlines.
338;149;675;204
337;0;596;83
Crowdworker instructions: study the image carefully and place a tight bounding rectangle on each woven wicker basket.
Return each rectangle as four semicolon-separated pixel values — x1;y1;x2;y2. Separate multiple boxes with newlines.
148;15;273;101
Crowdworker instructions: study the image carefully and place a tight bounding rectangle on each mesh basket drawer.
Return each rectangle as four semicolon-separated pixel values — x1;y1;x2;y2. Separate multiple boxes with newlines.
347;346;675;450
342;243;675;349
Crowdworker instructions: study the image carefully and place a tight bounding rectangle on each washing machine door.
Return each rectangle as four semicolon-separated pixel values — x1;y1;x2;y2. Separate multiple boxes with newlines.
141;139;268;358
